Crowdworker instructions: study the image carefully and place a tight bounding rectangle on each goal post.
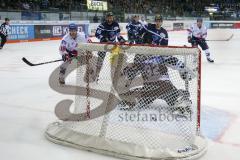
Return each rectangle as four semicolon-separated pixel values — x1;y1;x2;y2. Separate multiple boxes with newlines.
45;43;207;160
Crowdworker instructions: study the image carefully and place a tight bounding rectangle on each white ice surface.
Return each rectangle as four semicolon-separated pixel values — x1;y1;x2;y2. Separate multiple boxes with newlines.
0;29;240;160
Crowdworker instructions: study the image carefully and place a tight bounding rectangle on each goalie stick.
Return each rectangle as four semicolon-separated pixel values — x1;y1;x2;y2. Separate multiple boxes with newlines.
22;57;62;66
206;34;233;41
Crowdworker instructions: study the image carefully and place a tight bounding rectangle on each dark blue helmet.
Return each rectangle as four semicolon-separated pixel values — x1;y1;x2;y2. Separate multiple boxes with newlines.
106;12;113;17
197;17;203;22
69;23;77;31
155;15;163;21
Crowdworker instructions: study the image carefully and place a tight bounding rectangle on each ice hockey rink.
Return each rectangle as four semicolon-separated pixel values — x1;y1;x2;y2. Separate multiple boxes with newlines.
0;29;240;160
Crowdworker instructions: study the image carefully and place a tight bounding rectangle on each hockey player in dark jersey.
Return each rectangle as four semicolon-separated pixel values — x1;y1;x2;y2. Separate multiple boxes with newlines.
141;15;168;46
0;18;10;49
94;12;126;82
126;15;143;44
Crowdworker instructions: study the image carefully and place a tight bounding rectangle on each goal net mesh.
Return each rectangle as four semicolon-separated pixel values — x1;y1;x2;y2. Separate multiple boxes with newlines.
45;43;207;160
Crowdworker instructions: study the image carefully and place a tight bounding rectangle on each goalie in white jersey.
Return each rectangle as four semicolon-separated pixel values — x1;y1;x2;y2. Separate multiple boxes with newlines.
188;18;214;63
59;23;87;84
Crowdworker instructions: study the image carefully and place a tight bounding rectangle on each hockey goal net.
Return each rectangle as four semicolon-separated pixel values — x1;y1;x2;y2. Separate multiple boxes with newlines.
45;43;207;160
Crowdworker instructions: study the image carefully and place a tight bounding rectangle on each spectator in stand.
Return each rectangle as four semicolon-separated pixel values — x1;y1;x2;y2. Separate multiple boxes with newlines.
41;0;49;9
93;14;99;23
59;12;63;20
22;1;30;10
1;0;240;21
139;16;147;25
126;16;131;23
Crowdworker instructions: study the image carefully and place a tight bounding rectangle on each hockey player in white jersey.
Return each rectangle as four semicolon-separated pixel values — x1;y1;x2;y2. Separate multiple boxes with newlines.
187;18;214;63
59;23;87;84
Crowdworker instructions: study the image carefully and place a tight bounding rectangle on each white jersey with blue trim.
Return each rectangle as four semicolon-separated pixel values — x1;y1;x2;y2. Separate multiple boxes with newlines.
188;23;207;39
59;32;87;55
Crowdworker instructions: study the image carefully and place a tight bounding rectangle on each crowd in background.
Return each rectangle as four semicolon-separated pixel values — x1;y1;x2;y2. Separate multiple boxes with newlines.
109;0;240;17
0;0;240;20
0;0;86;11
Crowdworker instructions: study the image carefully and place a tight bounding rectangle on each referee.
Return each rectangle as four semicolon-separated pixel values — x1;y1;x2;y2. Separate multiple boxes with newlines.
0;18;10;49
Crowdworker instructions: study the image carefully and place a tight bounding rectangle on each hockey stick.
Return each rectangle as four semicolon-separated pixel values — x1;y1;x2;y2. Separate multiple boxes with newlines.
206;34;233;41
22;57;62;66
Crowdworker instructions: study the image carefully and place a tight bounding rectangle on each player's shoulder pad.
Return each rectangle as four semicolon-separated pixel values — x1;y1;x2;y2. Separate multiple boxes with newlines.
62;33;70;40
161;27;168;32
98;22;105;28
193;23;198;27
112;21;120;26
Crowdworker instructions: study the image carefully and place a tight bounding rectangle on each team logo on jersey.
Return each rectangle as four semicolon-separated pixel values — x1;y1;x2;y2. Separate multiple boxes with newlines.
160;33;166;38
114;26;119;30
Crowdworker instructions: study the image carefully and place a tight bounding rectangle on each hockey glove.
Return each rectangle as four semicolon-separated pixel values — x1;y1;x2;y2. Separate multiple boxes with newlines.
62;54;71;62
62;50;78;62
66;49;78;58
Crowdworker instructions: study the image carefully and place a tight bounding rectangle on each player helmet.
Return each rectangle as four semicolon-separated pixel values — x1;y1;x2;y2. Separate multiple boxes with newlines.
69;23;77;31
197;17;203;22
5;18;10;21
155;15;163;21
106;12;114;17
